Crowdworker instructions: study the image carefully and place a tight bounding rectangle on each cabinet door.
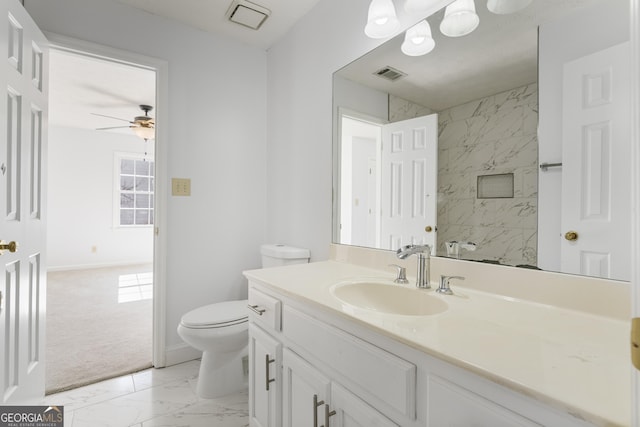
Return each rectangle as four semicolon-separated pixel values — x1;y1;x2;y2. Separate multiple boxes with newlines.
331;383;399;427
427;376;541;427
282;348;331;427
249;324;282;427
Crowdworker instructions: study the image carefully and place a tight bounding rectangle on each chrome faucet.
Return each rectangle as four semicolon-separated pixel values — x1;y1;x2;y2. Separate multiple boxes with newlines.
436;275;465;295
396;244;431;289
388;264;409;284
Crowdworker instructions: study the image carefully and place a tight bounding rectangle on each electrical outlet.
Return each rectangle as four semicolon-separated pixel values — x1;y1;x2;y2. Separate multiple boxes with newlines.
172;178;191;196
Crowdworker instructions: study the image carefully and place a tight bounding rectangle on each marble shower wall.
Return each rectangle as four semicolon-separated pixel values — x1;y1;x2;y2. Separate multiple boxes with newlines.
389;94;434;122
437;84;538;266
388;85;538;266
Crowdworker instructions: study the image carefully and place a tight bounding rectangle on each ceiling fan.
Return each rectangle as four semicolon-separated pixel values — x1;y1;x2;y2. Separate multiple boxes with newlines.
94;104;155;140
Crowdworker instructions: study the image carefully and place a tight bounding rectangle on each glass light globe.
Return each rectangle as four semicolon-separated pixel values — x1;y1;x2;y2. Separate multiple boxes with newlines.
440;0;480;37
401;20;435;56
364;0;400;39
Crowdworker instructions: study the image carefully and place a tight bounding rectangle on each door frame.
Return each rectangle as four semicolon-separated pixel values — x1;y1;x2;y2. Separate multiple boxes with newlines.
334;107;387;247
44;33;169;367
630;0;640;423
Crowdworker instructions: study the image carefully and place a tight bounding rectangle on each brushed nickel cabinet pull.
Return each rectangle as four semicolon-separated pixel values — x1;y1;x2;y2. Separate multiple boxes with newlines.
248;304;266;315
324;404;336;427
313;394;325;427
265;354;275;391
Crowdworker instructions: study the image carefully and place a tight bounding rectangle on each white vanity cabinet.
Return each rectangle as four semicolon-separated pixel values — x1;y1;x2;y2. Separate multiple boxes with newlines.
282;348;398;427
248;324;281;427
247;282;597;427
247;288;283;427
426;375;542;426
282;348;330;427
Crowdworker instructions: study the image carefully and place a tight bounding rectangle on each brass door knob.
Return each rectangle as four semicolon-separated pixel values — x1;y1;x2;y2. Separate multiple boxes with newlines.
425;226;433;232
564;231;578;241
0;240;17;254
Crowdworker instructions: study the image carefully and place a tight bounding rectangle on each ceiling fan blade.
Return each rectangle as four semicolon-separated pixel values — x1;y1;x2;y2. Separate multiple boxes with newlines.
91;112;133;123
81;84;144;106
96;125;132;130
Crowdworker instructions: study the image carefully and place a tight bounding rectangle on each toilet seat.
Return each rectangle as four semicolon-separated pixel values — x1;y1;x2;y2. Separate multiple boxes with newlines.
180;299;248;329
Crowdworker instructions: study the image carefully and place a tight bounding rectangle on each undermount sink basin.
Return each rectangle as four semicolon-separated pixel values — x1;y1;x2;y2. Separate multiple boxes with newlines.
330;281;448;316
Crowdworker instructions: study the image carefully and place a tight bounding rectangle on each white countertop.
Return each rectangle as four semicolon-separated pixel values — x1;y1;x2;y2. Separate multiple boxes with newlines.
244;260;631;427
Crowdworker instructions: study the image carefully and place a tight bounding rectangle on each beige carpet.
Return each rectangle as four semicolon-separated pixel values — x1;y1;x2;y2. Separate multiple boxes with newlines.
46;264;153;394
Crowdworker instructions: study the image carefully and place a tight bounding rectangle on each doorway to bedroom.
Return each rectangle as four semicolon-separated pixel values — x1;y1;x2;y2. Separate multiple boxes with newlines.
46;47;156;393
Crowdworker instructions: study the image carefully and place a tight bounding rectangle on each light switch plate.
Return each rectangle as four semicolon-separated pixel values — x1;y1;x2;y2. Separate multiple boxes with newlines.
172;178;191;196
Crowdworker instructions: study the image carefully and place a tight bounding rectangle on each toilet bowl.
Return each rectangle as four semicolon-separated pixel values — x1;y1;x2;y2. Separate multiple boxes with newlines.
177;244;310;398
177;300;249;398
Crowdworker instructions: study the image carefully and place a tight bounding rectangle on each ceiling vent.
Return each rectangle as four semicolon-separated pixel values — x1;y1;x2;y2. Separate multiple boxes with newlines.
374;66;407;82
226;0;271;30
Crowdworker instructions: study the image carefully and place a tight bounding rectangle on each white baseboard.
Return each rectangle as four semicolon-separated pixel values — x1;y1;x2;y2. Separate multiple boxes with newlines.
47;260;153;272
164;343;201;367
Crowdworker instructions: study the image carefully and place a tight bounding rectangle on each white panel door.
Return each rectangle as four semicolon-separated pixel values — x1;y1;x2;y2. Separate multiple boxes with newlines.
380;114;438;252
0;0;48;403
282;348;331;427
561;42;630;281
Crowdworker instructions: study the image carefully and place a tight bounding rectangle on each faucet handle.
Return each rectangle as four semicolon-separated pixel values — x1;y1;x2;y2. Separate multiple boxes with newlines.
388;264;409;284
436;275;465;295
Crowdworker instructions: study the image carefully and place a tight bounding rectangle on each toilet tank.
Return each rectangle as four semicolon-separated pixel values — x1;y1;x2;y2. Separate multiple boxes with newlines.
260;244;310;268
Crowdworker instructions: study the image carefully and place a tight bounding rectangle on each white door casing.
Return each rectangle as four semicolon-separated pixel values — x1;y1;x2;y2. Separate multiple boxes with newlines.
561;41;630;281
0;0;48;402
381;114;438;252
630;0;640;423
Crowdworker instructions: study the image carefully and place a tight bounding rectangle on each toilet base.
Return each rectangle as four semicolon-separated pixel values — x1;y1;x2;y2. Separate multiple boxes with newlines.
196;347;248;399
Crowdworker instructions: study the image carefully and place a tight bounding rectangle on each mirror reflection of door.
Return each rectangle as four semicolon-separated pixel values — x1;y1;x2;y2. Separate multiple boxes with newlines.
561;41;630;280
339;114;438;252
381;114;438;252
340;116;382;247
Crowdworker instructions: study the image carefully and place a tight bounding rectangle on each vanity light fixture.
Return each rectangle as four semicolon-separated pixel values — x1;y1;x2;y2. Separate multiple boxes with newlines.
364;0;400;39
440;0;480;37
401;20;435;56
487;0;532;14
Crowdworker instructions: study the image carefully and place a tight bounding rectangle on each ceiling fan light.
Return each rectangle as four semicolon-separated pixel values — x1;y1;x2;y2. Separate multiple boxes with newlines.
401;20;435;56
487;0;532;14
364;0;400;39
133;126;155;140
440;0;479;38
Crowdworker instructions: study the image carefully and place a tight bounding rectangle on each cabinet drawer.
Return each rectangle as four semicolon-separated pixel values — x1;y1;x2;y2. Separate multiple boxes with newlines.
248;287;282;332
427;375;541;426
283;305;416;420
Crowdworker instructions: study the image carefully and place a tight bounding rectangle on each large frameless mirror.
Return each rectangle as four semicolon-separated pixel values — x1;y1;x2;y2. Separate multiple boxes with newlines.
333;0;631;281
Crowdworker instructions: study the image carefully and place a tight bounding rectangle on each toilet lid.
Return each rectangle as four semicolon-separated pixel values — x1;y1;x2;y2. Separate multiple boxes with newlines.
181;300;248;328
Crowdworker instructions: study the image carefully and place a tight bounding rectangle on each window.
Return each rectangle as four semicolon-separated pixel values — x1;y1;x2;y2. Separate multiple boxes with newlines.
118;157;154;226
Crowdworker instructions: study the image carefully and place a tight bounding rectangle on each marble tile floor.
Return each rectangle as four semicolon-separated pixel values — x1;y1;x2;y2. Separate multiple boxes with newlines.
41;360;249;427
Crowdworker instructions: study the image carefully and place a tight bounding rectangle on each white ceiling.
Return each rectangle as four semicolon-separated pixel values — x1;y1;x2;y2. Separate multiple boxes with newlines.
51;0;607;134
49;49;156;133
114;0;323;50
49;0;322;133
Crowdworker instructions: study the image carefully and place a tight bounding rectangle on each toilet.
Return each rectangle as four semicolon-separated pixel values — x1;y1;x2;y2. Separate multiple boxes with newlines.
177;243;310;398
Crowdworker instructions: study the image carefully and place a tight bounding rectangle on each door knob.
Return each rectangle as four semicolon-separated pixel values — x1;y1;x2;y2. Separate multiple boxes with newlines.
425;226;434;232
0;240;18;254
564;231;578;242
